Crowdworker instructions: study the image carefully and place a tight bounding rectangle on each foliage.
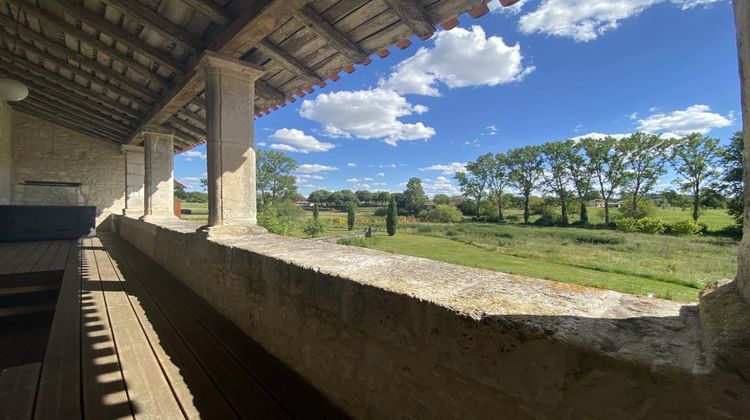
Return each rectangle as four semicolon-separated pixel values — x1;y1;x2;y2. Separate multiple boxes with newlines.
618;196;657;219
373;207;388;217
661;189;691;209
347;205;356;230
718;131;744;228
303;219;326;238
455;153;494;214
308;190;331;205
256;150;298;207
423;205;463;223
670;133;722;221
567;141;594;224
433;194;452;205
619;132;670;215
580;136;628;225
670;219;704;236
327;189;359;208
257;202;302;236
337;237;369;247
174;190;208;203
541;140;575;225
355;190;373;206
533;205;561;226
386;195;398;236
488;153;509;221
616;216;666;234
312;203;320;221
403;178;427;215
506;145;544;224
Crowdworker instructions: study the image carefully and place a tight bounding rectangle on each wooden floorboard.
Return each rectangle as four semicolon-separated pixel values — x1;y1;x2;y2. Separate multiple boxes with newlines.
34;241;81;420
33;241;61;273
88;237;185;419
0;362;41;420
13;242;51;274
0;242;35;275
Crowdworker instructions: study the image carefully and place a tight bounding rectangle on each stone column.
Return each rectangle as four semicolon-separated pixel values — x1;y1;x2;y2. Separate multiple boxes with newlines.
736;0;750;303
0;100;11;204
199;52;266;234
141;126;176;220
121;145;145;216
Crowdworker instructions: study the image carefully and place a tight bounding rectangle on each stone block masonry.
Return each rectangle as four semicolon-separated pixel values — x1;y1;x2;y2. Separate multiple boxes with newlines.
113;215;750;419
10;110;125;227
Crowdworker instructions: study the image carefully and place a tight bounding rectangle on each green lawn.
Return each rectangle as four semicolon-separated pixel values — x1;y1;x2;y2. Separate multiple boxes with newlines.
177;201;738;301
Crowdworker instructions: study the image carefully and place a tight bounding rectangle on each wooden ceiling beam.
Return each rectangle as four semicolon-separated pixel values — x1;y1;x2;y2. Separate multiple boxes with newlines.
9;0;171;87
382;0;435;38
129;0;311;144
55;0;184;74
23;90;134;136
176;107;206;126
256;78;285;101
168;116;206;138
0;31;150;108
0;53;143;122
12;101;127;144
295;5;367;63
256;39;320;84
0;13;162;103
180;0;231;25
102;0;205;52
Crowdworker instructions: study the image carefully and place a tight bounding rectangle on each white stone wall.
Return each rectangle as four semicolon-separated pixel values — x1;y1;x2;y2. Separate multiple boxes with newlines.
10;110;125;227
123;146;145;216
0;101;11;204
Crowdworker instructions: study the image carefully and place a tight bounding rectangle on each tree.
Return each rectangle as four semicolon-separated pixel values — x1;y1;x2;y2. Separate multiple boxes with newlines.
661;190;691;209
347;204;356;230
567;142;594;224
433;194;451;205
488;153;509;221
580;136;628;225
374;191;391;206
540;140;575;225
308;190;331;205
507;145;544;224
619;132;670;216
403;177;427;215
386;195;397;236
312;203;320;221
670;133;722;221
718;131;744;227
355;190;373;206
256;150;298;207
455;153;493;214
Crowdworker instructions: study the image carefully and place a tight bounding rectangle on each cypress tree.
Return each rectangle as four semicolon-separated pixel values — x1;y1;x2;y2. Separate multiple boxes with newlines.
347;205;356;231
313;203;319;221
386;196;397;236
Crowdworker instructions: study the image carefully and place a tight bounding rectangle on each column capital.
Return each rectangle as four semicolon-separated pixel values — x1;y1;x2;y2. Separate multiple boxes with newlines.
121;144;144;154
198;51;265;80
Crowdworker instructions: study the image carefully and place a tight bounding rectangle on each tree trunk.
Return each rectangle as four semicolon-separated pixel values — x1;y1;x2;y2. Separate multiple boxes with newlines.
523;193;530;224
497;196;504;222
580;201;588;224
559;193;568;226
693;185;700;221
604;200;610;225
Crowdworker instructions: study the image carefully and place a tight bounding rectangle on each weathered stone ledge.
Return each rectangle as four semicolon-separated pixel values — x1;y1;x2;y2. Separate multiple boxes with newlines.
112;215;750;419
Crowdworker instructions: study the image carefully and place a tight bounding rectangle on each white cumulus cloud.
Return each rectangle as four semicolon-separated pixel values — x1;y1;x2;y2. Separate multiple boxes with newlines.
380;25;534;96
267;128;335;153
420;162;467;175
422;176;461;196
519;0;722;42
296;164;338;173
571;132;630;141
299;88;435;146
637;104;733;135
182;150;206;161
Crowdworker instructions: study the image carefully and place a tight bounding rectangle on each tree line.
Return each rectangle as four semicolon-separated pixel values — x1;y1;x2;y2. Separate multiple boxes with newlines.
455;131;743;226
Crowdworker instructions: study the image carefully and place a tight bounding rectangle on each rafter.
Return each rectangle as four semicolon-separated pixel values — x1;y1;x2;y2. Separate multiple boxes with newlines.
102;0;205;52
12;101;127;143
295;5;367;63
256;78;285;101
8;0;172;87
55;0;184;73
382;0;435;38
180;0;231;25
24;93;133;138
0;13;161;103
256;39;321;84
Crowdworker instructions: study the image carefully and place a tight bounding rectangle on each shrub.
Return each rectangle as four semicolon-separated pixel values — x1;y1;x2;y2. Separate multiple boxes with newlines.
618;198;657;219
573;233;625;245
303;219;325;238
257;205;299;236
533;205;560;227
338;237;368;247
347;205;356;230
670;219;703;236
312;203;320;221
615;217;640;233
424;205;463;223
636;217;667;234
386;196;397;236
374;207;388;217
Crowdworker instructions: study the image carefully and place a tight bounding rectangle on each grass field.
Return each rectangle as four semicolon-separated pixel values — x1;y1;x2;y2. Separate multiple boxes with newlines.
178;201;738;301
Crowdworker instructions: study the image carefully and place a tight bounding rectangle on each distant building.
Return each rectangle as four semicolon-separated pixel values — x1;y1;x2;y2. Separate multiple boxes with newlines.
295;200;312;208
590;199;625;208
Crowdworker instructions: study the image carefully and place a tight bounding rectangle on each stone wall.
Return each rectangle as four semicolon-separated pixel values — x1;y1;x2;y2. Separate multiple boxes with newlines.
0;101;11;204
113;215;750;419
10;110;125;227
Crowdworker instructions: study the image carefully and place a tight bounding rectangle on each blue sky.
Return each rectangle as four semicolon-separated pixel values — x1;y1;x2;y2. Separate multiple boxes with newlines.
176;0;739;197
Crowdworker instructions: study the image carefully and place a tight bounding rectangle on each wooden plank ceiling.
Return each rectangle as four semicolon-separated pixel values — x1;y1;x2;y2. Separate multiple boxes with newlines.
0;0;505;152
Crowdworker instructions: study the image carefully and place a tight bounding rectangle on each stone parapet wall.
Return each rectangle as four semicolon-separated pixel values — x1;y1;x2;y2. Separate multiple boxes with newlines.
113;215;750;419
10;110;125;227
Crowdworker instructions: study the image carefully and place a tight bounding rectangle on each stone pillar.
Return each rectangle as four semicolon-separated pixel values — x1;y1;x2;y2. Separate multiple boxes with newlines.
199;52;266;234
0;100;11;204
736;0;750;303
121;145;145;216
141;126;176;220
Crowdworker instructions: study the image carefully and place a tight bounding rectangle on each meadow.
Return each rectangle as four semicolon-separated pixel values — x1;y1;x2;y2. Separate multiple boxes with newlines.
179;202;738;302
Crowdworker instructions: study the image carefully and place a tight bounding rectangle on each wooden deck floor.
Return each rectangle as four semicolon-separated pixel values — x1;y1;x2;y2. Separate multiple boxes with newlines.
0;235;346;419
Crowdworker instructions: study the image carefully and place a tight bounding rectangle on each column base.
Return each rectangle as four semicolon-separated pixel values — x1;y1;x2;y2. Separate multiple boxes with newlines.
201;223;268;237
